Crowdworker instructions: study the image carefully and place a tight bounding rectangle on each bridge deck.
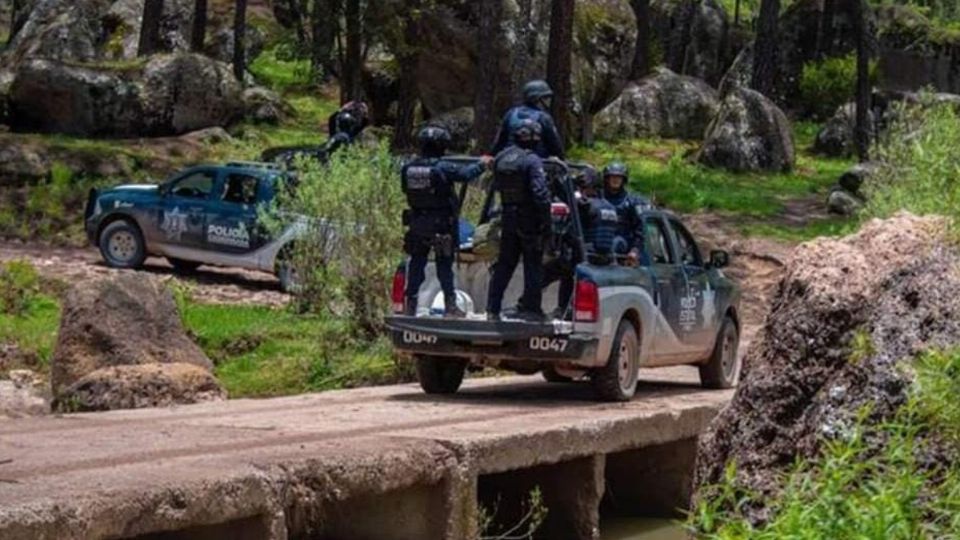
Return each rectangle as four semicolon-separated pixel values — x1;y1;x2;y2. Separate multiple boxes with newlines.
0;368;732;540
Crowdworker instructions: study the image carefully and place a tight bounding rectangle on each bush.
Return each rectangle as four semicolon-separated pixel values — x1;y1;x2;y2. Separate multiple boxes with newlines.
799;55;877;120
863;98;960;225
264;144;405;336
0;259;41;316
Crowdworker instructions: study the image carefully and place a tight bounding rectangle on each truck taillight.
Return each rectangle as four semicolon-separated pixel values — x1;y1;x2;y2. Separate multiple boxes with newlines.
574;279;599;322
391;268;406;313
551;202;570;217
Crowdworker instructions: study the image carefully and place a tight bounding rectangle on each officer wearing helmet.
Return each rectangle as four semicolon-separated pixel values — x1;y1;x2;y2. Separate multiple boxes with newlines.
603;162;652;266
402;126;493;317
491;80;566;160
541;168;619;319
486;119;553;321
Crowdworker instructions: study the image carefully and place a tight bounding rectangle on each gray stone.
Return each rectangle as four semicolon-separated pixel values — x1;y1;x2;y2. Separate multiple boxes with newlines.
207;24;266;67
827;188;864;216
697;87;796;172
60;363;226;412
242;86;294;124
838;161;878;194
595;67;719;141
814;102;875;158
652;0;732;86
104;0;193;60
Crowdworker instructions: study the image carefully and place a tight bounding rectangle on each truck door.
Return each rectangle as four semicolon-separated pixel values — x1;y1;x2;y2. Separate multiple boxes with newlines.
158;168;219;249
204;171;265;255
668;218;717;356
644;216;684;360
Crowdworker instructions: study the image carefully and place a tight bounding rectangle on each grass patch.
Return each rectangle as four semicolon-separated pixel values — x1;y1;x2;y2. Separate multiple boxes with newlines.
0;293;60;369
690;349;960;538
740;217;855;242
182;302;412;398
249;44;314;92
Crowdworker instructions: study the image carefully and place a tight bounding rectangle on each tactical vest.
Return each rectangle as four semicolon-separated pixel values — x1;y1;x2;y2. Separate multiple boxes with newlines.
494;147;531;205
585;199;618;255
403;160;451;211
608;191;637;238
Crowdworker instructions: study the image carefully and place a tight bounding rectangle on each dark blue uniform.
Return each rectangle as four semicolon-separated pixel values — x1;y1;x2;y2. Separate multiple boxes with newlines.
486;146;552;316
403;159;486;306
491;105;565;160
542;195;619;315
606;189;651;259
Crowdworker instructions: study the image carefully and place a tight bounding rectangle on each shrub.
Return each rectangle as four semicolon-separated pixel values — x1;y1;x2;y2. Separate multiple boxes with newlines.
799;55;877;120
0;259;41;316
863;98;960;225
264;144;405;336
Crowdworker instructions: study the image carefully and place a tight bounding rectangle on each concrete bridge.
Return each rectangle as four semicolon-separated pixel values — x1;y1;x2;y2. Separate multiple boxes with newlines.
0;368;731;540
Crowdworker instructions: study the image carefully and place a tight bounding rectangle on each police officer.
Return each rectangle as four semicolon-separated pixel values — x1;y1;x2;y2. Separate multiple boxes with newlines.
486;119;553;321
403;126;492;317
603;162;652;266
491;80;566;160
322;111;362;156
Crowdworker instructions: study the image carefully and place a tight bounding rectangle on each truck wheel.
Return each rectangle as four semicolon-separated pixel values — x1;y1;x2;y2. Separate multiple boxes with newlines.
415;355;467;394
542;366;574;383
99;220;146;269
591;320;639;402
167;258;201;273
700;315;741;389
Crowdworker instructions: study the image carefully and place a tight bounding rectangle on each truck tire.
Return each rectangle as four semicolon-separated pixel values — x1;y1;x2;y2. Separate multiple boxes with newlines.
167;258;201;273
415;355;467;394
591;320;639;402
99;220;146;269
542;366;574;383
700;315;741;389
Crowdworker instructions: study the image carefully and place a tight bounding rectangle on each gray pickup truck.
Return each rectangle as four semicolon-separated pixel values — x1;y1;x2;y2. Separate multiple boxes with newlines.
386;160;742;402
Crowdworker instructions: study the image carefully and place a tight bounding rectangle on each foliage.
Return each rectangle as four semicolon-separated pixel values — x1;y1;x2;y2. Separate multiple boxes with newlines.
249;43;314;91
689;349;960;539
863;98;960;225
479;487;549;540
0;260;41;316
0;292;60;367
263;144;405;336
799;54;877;120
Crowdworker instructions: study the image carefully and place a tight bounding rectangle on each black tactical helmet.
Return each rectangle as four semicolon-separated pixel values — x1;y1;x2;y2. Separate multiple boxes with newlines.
335;111;361;136
513;119;542;147
418;125;452;157
522;80;554;107
575;167;601;192
603;162;629;180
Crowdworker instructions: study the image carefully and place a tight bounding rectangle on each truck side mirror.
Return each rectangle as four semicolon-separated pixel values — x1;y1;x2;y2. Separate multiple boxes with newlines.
709;250;730;269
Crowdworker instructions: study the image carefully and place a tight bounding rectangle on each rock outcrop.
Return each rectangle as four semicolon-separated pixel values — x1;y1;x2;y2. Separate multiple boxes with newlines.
0;369;50;418
242;86;294;124
50;274;214;401
694;213;960;522
595;67;719;140
59;363;226;412
697;87;795;172
813;102;875;158
651;0;736;85
826;162;877;216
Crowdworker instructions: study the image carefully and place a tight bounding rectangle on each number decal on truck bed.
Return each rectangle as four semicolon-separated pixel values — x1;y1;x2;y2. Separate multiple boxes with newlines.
403;331;438;345
529;337;569;353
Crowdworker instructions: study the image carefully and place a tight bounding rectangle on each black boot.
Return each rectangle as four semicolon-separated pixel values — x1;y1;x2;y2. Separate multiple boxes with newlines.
404;297;418;316
444;296;466;318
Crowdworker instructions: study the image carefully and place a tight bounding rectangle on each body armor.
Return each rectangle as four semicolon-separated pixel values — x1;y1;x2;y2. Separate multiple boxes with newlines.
402;160;452;211
494;147;531;205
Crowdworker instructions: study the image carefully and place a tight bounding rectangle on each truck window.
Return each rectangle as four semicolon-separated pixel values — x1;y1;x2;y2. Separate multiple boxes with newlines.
670;219;703;267
222;174;260;205
171;171;216;199
645;219;675;265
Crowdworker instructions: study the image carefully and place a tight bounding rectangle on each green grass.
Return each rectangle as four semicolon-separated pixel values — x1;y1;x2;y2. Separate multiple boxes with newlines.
182;302;411;398
740;218;855;242
249;45;315;92
0;293;60;368
690;349;960;538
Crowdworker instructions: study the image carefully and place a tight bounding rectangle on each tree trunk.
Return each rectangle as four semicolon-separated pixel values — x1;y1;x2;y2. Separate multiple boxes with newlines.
342;0;363;102
751;0;780;97
137;0;165;57
474;0;503;150
852;0;870;162
818;0;836;59
392;2;420;151
629;0;651;80
190;0;208;51
312;0;338;80
734;0;741;26
233;0;247;82
288;0;308;47
546;0;574;143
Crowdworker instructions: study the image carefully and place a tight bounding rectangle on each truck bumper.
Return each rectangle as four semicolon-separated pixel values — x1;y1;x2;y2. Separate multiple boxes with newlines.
386;316;598;363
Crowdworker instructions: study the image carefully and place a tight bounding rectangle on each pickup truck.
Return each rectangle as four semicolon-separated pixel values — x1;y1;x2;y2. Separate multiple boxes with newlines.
84;162;304;291
386;160;742;402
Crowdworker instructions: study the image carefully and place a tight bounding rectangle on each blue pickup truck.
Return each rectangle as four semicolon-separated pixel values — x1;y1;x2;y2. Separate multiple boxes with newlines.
84;162;304;290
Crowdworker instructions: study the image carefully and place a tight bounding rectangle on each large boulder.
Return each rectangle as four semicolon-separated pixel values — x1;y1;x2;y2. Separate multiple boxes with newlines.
140;53;244;135
813;102;876;157
694;213;960;522
207;24;266;67
0;369;50;418
8;59;142;136
697;87;795;172
594;67;719;140
242;86;294;124
59;363;226;412
651;0;736;86
50;274;213;400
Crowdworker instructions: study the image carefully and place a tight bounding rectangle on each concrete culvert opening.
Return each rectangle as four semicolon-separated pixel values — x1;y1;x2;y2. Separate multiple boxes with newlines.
124;515;272;540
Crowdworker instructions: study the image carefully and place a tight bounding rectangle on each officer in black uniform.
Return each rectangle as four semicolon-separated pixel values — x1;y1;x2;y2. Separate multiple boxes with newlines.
402;126;492;317
603;162;652;266
486;119;553;321
541;169;619;319
491;80;566;160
